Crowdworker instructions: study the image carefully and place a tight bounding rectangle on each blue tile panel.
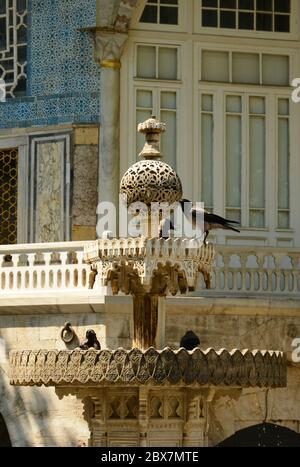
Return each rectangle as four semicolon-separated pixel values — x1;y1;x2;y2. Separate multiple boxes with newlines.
0;0;100;129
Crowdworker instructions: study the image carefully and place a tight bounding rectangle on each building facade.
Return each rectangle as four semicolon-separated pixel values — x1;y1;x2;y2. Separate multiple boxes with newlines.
0;0;300;447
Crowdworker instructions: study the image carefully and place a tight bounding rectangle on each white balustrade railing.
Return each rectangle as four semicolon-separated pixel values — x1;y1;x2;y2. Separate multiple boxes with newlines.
0;242;299;297
198;246;300;296
0;242;90;294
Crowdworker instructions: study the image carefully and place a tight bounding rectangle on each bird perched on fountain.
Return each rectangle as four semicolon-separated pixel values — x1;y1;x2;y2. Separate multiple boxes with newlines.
79;329;101;350
180;330;201;350
179;199;240;244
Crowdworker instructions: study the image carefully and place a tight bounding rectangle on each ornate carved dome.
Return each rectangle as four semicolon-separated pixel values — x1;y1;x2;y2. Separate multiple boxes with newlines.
120;116;182;206
120;159;182;205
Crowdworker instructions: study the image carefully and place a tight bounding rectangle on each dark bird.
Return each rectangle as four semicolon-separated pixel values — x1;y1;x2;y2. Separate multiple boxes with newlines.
79;329;101;350
180;330;200;350
158;217;175;239
179;199;240;244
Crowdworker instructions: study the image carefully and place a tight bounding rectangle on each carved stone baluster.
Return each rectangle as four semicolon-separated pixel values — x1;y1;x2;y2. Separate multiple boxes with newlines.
222;252;231;292
60;251;68;289
11;254;19;290
240;253;248;292
256;252;265;293
44;252;52;289
291;254;299;293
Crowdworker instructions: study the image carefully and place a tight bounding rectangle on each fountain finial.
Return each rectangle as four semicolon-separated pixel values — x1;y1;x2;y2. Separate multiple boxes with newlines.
138;115;166;160
120;116;182;206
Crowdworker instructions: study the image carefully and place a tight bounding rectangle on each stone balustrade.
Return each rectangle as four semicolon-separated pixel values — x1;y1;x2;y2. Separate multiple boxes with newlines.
0;241;299;296
202;246;300;296
0;241;90;293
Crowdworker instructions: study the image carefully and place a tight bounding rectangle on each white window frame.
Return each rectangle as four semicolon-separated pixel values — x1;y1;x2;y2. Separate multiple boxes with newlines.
130;0;187;32
194;0;299;40
121;24;300;246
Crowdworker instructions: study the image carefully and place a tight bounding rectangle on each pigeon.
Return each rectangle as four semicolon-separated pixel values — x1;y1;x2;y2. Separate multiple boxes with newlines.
179;199;240;244
158;217;175;239
79;330;101;350
180;330;200;350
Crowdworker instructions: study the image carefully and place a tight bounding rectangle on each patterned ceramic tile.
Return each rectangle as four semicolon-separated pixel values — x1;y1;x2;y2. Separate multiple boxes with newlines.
0;0;100;129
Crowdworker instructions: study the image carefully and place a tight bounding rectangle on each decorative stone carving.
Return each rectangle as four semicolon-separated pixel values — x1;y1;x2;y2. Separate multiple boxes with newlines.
120;160;183;206
9;348;287;388
94;29;128;66
84;238;215;291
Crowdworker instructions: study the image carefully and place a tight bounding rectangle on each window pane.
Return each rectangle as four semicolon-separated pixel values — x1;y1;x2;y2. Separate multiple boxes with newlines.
226;209;241;224
278;211;289;229
220;10;236;28
140;5;158;23
226;115;242;208
275;0;290;13
256;0;272;11
201;113;214;207
262;54;289;86
278;98;289;116
256;13;272;31
158;47;177;80
202;9;218;27
275;15;290;32
232;52;259;84
203;0;218;6
239;0;254;9
202;50;229;82
202;94;213;112
226;95;242;113
161;91;176;109
278;118;290;210
220;0;236;8
250;211;265;228
160;6;178;25
239;12;254;29
249;116;265;210
249;96;265;114
137;46;156;79
161;110;176;168
137;90;153;108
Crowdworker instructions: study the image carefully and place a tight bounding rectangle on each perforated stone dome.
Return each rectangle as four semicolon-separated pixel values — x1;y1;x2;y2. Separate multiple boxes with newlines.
120;159;182;205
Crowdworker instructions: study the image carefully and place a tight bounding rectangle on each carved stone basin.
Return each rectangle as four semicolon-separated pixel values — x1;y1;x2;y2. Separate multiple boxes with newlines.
9;347;287;388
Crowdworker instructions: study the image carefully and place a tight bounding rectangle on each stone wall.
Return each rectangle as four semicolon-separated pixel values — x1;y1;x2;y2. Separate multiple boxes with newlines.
0;295;300;446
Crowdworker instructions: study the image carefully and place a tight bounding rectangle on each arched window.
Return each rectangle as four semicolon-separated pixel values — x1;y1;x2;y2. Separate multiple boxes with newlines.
217;423;300;447
0;413;12;447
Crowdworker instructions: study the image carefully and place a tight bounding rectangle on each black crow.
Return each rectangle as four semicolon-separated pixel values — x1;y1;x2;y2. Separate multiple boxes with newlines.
180;330;200;350
179;199;240;244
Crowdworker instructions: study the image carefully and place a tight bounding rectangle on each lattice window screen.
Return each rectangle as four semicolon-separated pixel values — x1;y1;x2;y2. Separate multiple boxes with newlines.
0;148;18;244
0;0;27;98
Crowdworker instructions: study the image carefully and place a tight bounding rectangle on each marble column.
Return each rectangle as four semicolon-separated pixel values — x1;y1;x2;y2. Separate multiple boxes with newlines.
94;30;128;231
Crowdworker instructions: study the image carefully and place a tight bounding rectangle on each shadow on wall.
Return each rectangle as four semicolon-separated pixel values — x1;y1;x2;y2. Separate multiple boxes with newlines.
0;413;12;447
216;423;300;447
0;347;76;447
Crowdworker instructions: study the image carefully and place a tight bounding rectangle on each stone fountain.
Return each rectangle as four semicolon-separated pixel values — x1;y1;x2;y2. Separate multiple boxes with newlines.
9;117;287;447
